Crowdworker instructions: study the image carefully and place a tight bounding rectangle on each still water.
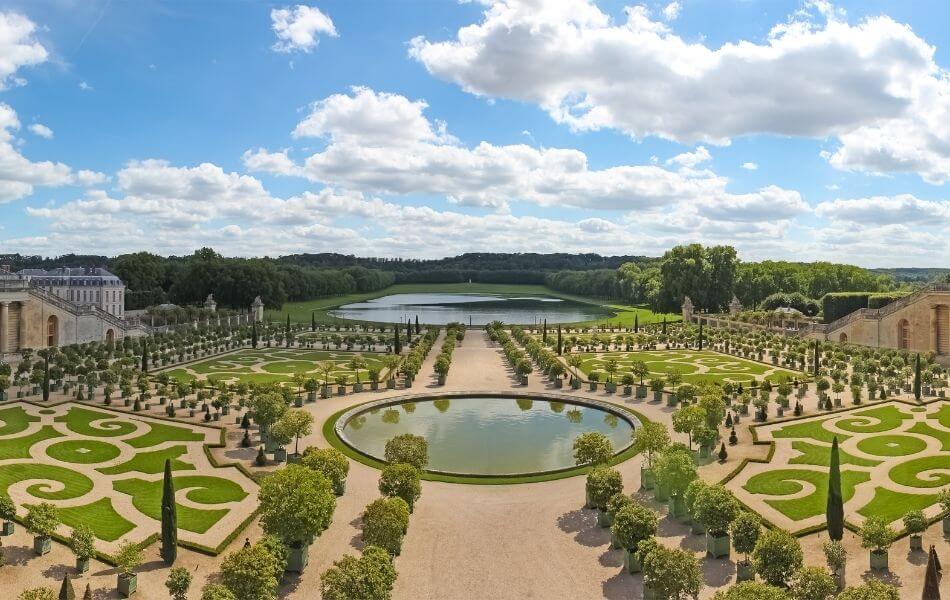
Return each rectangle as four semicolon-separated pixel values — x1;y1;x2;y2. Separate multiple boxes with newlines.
340;396;636;475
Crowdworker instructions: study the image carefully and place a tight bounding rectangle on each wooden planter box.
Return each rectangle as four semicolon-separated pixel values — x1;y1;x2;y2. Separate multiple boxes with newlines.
1;520;14;535
354;383;364;393
623;549;642;574
640;466;655;490
869;550;888;571
596;509;612;528
386;380;396;390
667;494;687;520
287;543;310;573
736;561;754;582
706;533;730;558
34;535;51;555
76;556;90;573
117;573;137;597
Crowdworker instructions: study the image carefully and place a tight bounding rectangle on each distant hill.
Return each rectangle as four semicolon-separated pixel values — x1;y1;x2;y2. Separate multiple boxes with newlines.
868;267;950;283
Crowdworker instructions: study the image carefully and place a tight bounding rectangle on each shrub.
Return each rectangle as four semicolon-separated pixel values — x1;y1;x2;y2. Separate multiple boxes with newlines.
221;542;279;600
836;580;900;600
69;524;96;560
586;466;623;510
301;447;350;495
0;496;15;521
822;539;847;572
752;528;803;587
258;464;336;547
379;463;422;512
165;567;193;600
683;479;707;517
860;516;895;553
730;512;761;563
384;434;428;470
789;566;836;600
572;431;614;466
114;540;142;577
610;503;658;551
654;445;697;496
362;497;410;556
18;589;56;600
712;581;790;600
199;584;237;600
821;293;871;323
692;484;739;536
259;535;289;579
902;509;927;535
606;493;633;519
24;502;59;538
641;543;703;599
320;545;397;600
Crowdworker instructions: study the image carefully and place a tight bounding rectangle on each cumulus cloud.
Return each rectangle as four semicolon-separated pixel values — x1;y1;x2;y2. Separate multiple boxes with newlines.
815;194;950;225
408;0;950;183
271;5;337;53
28;123;52;139
245;87;801;218
0;12;48;89
662;2;681;22
0;103;75;202
741;162;758;170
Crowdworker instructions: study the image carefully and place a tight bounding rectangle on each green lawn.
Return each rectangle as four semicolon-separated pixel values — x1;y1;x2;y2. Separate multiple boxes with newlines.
0;406;39;436
98;445;195;475
744;468;869;521
266;282;678;327
772;419;846;444
907;421;950;451
789;441;879;467
56;498;135;542
0;463;94;501
0;426;62;459
114;475;248;534
46;440;121;464
857;488;941;525
126;421;205;449
856;435;927;457
835;405;913;434
56;407;137;437
575;349;801;387
888;455;950;489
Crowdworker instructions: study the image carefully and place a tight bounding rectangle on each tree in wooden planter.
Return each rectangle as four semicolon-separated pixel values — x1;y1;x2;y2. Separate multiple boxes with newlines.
572;432;614;468
788;566;836;600
640;541;703;600
220;541;279;600
25;502;58;555
273;410;314;461
751;528;802;587
301;447;350;496
164;567;192;600
114;540;142;598
730;512;761;582
362;497;410;556
902;509;927;551
683;479;707;532
655;444;697;514
610;502;657;573
822;540;847;590
251;392;287;452
586;467;623;527
631;422;669;491
320;545;397;600
384;434;429;470
258;464;336;574
69;524;96;573
606;493;633;546
379;463;422;513
672;404;706;451
836;580;900;600
712;581;789;599
860;516;895;571
693;484;739;558
0;495;15;535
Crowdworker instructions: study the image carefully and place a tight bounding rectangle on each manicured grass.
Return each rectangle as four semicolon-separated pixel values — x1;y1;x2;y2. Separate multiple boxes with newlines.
772;418;846;444
46;440;121;464
0;426;62;459
56;407;137;437
835;405;912;434
857;488;940;525
0;463;94;500
930;403;950;429
856;435;927;457
0;406;39;435
266;282;679;327
126;421;205;449
744;468;869;521
114;475;248;533
888;455;950;489
98;445;195;475
56;498;135;542
576;349;801;387
789;441;879;467
907;421;950;451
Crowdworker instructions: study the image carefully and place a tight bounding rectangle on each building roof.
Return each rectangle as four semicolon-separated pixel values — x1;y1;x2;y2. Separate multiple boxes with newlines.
18;267;119;278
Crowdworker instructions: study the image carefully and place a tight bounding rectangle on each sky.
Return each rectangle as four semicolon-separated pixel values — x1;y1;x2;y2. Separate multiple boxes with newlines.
0;0;948;266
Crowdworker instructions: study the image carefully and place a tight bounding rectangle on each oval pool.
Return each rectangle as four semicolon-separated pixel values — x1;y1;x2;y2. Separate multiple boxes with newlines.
337;395;637;476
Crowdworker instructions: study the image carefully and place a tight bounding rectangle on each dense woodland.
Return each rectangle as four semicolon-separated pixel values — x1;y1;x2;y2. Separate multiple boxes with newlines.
2;247;946;316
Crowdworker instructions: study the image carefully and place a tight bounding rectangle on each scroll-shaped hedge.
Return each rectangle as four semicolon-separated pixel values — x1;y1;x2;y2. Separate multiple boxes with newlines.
744;468;869;521
114;475;248;533
0;462;94;500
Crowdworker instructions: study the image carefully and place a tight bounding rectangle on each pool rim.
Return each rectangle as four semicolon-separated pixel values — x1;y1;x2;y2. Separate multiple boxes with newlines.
333;390;640;479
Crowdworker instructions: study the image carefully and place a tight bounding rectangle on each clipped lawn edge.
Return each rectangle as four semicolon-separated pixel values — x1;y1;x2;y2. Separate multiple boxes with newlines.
322;398;651;485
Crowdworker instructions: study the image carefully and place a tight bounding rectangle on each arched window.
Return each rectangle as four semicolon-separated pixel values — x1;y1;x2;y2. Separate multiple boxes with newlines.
47;315;58;347
838;332;848;343
105;329;115;344
897;319;910;350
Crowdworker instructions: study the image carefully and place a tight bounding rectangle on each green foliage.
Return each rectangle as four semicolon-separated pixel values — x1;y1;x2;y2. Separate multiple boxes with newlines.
251;392;287;429
836;580;900;600
821;292;872;323
859;516;895;552
24;502;59;537
383;434;429;470
730;512;761;559
789;566;836;600
165;567;193;600
0;495;15;521
822;540;847;572
114;540;143;576
692;484;739;536
752;528;803;587
641;542;704;599
257;464;336;546
712;582;790;600
272;409;314;455
220;541;279;600
585;467;623;510
17;589;56;600
827;437;844;541
160;459;177;564
199;584;237;600
69;524;96;560
572;432;614;466
259;535;289;579
902;509;927;534
379;463;422;512
362;497;410;556
631;421;670;467
320;545;397;600
610;502;657;551
301;446;350;495
654;445;697;496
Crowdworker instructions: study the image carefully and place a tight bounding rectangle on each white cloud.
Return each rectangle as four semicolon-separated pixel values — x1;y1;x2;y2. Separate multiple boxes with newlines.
0;12;48;89
409;0;950;183
271;5;337;53
246;87;798;217
0;103;75;203
741;162;758;171
662;2;681;22
815;194;950;225
78;81;92;91
28;123;52;139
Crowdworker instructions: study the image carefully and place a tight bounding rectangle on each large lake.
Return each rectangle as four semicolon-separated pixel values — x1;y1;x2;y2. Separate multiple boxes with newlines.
327;293;610;325
340;396;636;475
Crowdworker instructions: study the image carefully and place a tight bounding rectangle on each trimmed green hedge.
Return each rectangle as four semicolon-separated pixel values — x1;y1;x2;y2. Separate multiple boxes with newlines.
867;292;911;309
821;292;871;323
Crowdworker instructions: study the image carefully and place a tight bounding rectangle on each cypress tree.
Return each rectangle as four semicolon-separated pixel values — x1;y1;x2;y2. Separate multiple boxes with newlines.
251;321;258;349
813;340;820;377
542;319;547;343
311;313;316;332
394;323;401;354
415;315;420;334
285;314;291;347
922;546;940;600
82;584;91;600
557;325;562;356
58;573;75;600
698;320;704;350
914;353;922;401
634;313;639;332
160;458;178;564
827;437;844;541
141;341;148;373
662;317;667;334
406;320;411;342
42;354;50;402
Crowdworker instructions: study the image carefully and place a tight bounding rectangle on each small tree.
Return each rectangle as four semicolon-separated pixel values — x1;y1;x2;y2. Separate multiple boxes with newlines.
641;543;703;599
693;484;739;536
165;567;193;600
572;432;614;467
586;467;623;510
379;463;422;512
301;447;350;495
672;404;706;449
273;409;314;456
383;434;428;470
220;542;279;600
826;437;844;541
902;509;926;539
362;497;410;556
822;539;847;574
0;496;16;528
730;512;761;567
160;459;177;565
258;464;336;551
25;502;59;539
114;540;142;579
836;580;900;600
632;421;670;469
752;528;803;587
199;584;237;600
789;566;836;600
655;445;697;497
69;524;96;561
860;516;895;554
320;545;397;600
610;502;658;551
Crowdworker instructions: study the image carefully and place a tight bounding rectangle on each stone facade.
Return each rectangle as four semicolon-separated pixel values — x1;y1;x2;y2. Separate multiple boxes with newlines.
16;267;126;317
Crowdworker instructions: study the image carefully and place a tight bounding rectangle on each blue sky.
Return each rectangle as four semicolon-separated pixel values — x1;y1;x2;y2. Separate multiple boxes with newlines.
0;0;948;266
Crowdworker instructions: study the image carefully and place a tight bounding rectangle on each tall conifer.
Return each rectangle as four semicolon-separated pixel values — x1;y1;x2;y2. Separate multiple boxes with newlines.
827;437;844;541
160;458;178;564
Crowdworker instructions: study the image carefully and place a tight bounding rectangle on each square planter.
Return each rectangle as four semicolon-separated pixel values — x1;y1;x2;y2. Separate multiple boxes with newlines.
636;385;647;399
691;520;706;535
321;386;330;398
287;543;310;574
869;549;888;571
654;482;670;502
640;466;655;490
337;386;346;396
520;375;528;386
589;382;598;392
623;549;642;574
944;517;950;534
307;391;317;402
584;488;596;509
438;375;446;386
622;385;632;396
353;383;364;393
643;583;657;600
34;535;52;555
706;533;730;558
287;453;302;465
667;494;687;520
736;562;754;582
596;509;612;528
371;382;379;391
386;380;396;390
222;405;230;415
571;379;582;390
117;573;137;597
76;556;90;573
910;534;923;551
2;520;14;535
274;448;287;463
555;379;564;389
605;382;617;393
294;397;303;408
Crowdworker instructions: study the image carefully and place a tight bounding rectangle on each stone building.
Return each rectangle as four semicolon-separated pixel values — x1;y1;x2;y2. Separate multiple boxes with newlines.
0;266;144;359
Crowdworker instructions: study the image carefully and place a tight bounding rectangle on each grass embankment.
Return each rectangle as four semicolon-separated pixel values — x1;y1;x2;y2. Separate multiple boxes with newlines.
267;282;678;328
